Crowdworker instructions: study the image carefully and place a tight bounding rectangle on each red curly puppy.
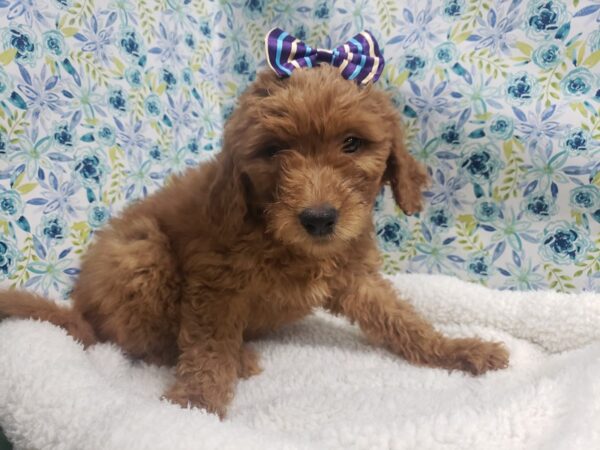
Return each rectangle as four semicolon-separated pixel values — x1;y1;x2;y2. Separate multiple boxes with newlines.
0;65;509;418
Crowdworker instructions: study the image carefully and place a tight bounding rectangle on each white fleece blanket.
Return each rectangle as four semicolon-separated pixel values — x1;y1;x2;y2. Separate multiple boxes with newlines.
1;274;600;450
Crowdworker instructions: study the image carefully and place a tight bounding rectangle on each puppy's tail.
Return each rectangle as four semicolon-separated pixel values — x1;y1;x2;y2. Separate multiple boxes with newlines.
0;290;97;347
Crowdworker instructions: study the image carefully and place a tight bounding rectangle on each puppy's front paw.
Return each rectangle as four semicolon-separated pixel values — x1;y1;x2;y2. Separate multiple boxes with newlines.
444;338;509;375
162;382;231;419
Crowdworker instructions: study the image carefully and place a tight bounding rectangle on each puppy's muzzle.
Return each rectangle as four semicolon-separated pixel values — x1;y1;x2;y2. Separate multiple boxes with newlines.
299;205;338;237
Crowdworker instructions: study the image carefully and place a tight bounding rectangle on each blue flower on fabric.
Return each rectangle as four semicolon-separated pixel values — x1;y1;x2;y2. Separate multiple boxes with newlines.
106;87;129;115
460;144;505;183
38;214;69;244
560;67;596;99
184;33;195;50
532;42;562;70
181;68;193;86
401;52;429;80
525;0;569;40
117;28;145;63
314;1;330;19
426;206;454;229
199;21;211;38
488;115;514;140
376;215;411;252
95;123;116;146
0;67;13;101
42;30;66;59
442;0;465;21
125;68;143;88
87;202;110;228
1;26;40;66
160;68;178;92
561;128;590;155
0;237;19;281
590;29;600;53
569;185;600;212
73;152;108;187
474;200;501;223
243;0;265;18
233;53;252;77
144;94;162;117
439;122;462;146
149;145;163;161
465;252;492;280
0;190;23;220
522;193;557;221
540;221;591;264
52;123;75;150
187;138;199;154
433;42;458;66
0;131;7;157
505;72;540;105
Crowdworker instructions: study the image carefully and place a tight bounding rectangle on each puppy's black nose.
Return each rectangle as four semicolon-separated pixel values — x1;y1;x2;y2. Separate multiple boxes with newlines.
299;205;338;237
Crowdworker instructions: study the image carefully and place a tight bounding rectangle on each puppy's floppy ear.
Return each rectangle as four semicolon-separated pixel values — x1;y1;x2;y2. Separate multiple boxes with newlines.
383;111;429;215
207;150;249;234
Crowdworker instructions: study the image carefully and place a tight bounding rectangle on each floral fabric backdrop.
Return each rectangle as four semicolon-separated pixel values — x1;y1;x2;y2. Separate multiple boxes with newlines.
0;0;598;300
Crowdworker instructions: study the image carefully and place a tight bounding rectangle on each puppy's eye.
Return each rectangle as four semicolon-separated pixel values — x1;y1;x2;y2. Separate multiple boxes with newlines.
342;137;362;154
260;145;284;158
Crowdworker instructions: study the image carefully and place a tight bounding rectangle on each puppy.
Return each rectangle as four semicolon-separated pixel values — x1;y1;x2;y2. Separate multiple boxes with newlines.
0;65;509;418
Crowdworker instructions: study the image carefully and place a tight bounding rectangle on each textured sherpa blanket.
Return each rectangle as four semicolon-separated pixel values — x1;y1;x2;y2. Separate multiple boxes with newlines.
1;274;600;450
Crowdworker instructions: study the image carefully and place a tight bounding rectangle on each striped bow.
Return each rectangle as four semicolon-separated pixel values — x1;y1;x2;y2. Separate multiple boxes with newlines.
265;28;385;85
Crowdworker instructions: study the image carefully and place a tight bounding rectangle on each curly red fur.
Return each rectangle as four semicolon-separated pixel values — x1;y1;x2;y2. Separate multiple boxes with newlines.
0;66;508;418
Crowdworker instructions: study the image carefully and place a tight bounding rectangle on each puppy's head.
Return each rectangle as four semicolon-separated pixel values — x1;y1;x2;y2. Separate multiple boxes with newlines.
217;65;428;256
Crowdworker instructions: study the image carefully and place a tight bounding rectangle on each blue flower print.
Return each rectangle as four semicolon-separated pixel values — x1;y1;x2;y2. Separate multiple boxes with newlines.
160;68;178;92
73;152;108;187
488;115;514;140
426;206;454;229
87;202;110;228
314;1;331;19
243;0;265;19
186;137;199;154
525;0;569;40
505;72;540;105
0;131;7;158
181;68;193;86
38;214;69;245
42;30;67;60
532;42;563;70
95;123;116;146
540;221;591;265
0;67;13;101
199;21;211;39
144;94;162;117
465;252;492;280
560;67;596;99
52;122;75;150
589;29;600;53
148;145;164;161
460;144;505;184
442;0;465;22
233;53;252;78
125;67;143;88
401;52;429;80
469;6;522;56
1;25;40;66
106;86;129;115
522;193;557;221
376;215;411;252
569;185;600;212
561;128;591;155
184;33;195;50
433;42;458;66
0;237;19;281
474;200;501;223
117;28;145;64
0;189;23;220
439;122;462;146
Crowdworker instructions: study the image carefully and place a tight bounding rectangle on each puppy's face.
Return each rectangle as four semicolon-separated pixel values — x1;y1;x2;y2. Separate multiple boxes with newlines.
220;66;427;256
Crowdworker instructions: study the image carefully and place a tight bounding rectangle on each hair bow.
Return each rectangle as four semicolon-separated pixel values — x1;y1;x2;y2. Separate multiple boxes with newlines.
265;28;385;85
